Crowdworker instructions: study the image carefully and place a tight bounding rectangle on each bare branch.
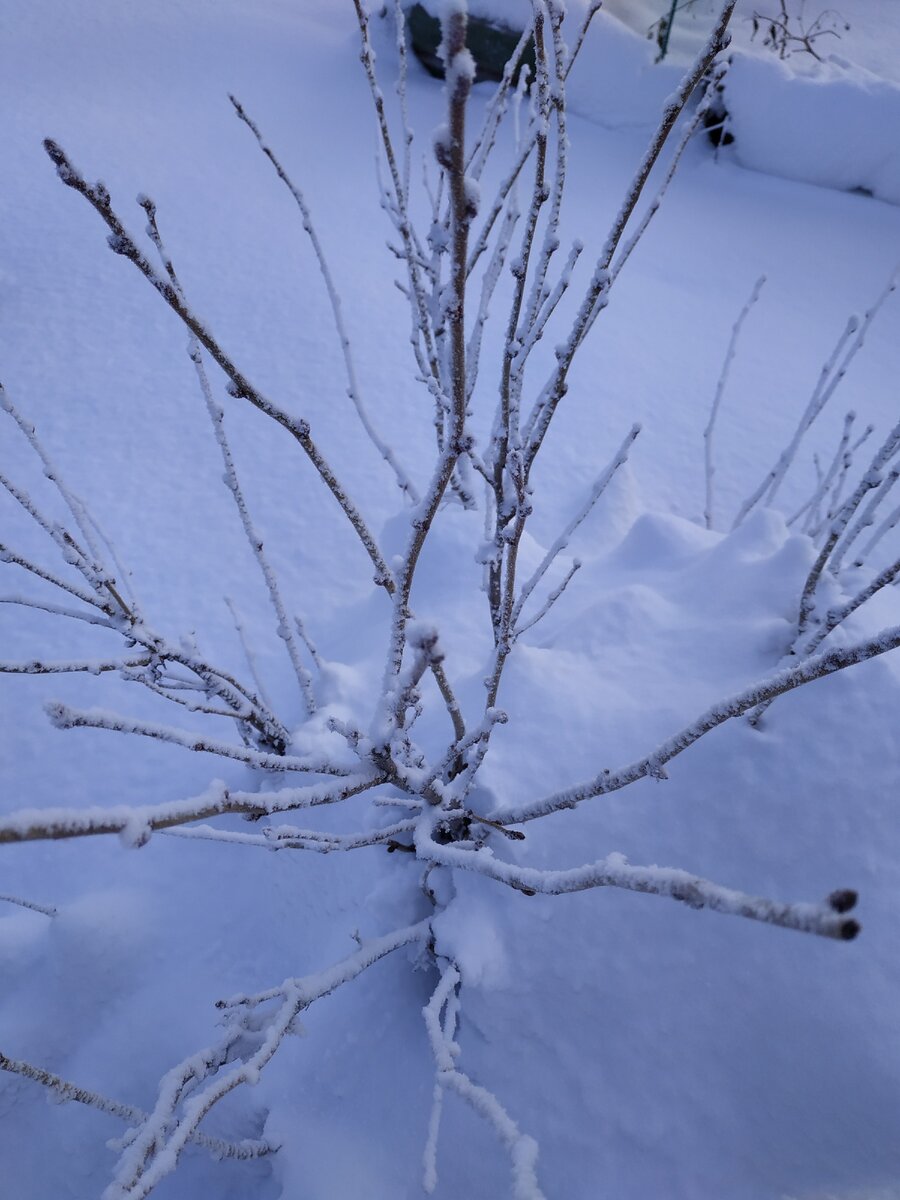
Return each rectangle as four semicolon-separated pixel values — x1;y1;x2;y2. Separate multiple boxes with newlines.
42;140;394;593
493;623;900;824
704;275;766;530
0;893;57;917
0;1052;275;1162
416;812;860;940
229;96;419;502
734;268;898;527
43;702;353;774
0;774;386;846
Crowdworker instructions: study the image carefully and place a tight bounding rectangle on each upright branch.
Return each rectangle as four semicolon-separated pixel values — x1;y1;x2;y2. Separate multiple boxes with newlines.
704;275;766;530
798;415;900;637
733;268;898;528
380;7;474;697
228;95;419;503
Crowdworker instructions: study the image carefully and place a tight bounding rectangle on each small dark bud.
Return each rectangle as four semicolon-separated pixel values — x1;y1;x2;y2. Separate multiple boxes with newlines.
828;889;858;914
107;233;130;256
839;919;861;941
43;137;64;166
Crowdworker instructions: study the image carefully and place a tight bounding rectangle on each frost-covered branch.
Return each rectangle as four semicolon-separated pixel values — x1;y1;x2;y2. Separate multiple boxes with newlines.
42;139;395;593
422;960;544;1199
0;1051;274;1162
0;892;57;917
733;269;898;527
798;415;900;636
704;275;766;530
494;623;900;824
0;774;385;846
513;423;640;629
44;701;354;773
521;0;735;564
229;95;419;503
416;811;859;940
0;654;150;676
162;817;417;853
102;919;428;1196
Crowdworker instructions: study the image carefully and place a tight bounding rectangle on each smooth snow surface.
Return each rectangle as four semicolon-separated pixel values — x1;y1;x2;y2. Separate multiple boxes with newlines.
2;2;900;1199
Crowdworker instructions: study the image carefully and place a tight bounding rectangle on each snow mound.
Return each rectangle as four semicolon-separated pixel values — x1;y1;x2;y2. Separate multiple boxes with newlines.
724;50;900;207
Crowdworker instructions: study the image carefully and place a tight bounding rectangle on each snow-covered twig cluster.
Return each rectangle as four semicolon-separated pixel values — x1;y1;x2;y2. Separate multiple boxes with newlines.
706;266;900;724
3;1;897;1194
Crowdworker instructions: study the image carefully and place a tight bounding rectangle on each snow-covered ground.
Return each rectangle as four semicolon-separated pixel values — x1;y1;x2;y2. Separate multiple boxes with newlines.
2;2;900;1198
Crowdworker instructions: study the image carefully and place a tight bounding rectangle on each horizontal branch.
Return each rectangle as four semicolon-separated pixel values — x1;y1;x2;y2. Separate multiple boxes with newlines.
44;702;350;774
162;817;416;853
416;813;859;940
0;655;150;676
0;774;386;845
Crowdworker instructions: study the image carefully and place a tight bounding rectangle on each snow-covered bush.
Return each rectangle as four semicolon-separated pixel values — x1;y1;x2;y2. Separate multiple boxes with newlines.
2;2;899;1196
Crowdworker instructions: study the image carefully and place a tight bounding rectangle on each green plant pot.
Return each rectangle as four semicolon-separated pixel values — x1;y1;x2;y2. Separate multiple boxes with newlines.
406;3;535;84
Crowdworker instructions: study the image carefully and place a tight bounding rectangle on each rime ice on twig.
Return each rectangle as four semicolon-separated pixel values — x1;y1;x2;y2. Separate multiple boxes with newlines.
44;702;349;774
513;423;640;628
798;415;900;637
100;921;429;1199
43;138;394;595
416;811;860;941
139;197;316;715
704;275;766;530
0;1052;274;1161
733;268;898;528
0;774;386;845
224;596;274;712
494;623;900;824
229;96;419;504
0;892;57;917
422;961;544;1199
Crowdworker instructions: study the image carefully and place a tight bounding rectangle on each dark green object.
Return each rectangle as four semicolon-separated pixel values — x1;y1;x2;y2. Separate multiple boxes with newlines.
406;3;536;84
656;0;679;60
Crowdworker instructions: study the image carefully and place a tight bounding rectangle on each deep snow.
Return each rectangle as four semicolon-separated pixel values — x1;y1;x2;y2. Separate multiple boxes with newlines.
2;2;900;1198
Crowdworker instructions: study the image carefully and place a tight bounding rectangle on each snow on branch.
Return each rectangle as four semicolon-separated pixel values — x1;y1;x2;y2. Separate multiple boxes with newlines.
704;275;766;530
513;423;640;629
0;1051;275;1162
416;811;860;941
163;816;417;853
42;139;395;595
229;95;419;503
43;702;351;774
100;919;428;1196
0;774;385;846
494;623;900;824
0;892;57;917
422;962;544;1199
798;414;900;636
733;268;898;528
